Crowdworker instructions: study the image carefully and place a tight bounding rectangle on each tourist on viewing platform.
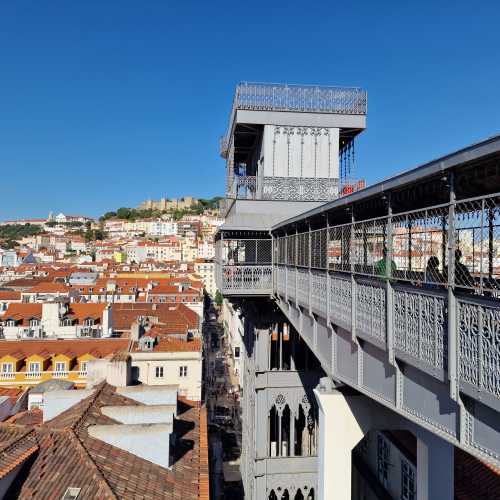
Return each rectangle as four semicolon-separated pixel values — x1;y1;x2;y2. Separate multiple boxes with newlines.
443;249;474;291
375;247;397;279
425;256;445;287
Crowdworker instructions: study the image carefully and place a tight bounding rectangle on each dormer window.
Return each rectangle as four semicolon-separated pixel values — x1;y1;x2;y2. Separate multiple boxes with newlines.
5;319;15;327
29;362;41;373
61;318;72;327
84;318;95;326
29;318;40;327
55;361;66;372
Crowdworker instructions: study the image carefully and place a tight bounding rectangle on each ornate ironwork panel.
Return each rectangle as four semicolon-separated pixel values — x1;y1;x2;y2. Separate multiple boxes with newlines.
287;266;296;298
459;299;500;398
297;269;309;307
276;265;286;296
394;287;447;370
311;271;327;313
329;273;352;330
221;265;273;294
355;279;386;342
261;176;339;202
235;82;367;115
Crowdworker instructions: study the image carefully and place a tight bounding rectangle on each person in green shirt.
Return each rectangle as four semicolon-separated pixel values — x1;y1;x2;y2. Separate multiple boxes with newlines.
375;247;397;279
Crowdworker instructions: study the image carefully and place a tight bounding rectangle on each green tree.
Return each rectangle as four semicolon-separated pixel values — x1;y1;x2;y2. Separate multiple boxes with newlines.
116;207;132;220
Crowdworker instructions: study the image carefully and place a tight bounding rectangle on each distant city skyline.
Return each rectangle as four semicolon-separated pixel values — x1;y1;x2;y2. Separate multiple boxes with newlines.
1;1;500;219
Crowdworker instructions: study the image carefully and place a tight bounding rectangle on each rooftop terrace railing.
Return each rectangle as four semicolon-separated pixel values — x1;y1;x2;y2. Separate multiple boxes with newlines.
221;82;367;158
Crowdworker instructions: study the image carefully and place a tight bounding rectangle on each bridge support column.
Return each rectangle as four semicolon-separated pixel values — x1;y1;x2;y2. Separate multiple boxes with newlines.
417;432;454;500
314;381;364;500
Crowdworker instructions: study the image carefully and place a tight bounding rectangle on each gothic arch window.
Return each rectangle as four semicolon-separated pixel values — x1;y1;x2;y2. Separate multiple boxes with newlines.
269;490;278;500
295;402;317;457
268;401;292;457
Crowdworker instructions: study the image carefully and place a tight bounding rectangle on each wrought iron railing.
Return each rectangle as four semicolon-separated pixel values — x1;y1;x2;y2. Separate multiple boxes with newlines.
273;190;500;410
218;265;273;294
216;238;273;294
221;82;367;158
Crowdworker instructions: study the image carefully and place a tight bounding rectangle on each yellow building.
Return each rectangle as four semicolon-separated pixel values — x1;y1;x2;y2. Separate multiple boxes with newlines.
0;338;129;389
113;251;127;263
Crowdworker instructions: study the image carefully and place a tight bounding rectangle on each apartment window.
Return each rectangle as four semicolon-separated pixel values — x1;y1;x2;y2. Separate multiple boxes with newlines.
377;434;390;488
80;361;88;373
159;296;166;303
401;459;416;500
55;361;66;371
179;366;188;377
155;366;164;378
234;347;240;358
2;363;13;373
88;288;93;293
29;362;41;373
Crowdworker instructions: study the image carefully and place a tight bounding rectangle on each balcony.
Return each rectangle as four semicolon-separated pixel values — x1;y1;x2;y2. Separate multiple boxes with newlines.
53;371;69;378
216;237;273;296
77;326;102;338
0;373;15;380
26;371;42;379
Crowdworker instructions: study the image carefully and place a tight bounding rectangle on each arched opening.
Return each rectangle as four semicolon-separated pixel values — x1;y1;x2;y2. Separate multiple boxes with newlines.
268;489;278;500
269;405;278;457
269;402;292;457
295;402;317;457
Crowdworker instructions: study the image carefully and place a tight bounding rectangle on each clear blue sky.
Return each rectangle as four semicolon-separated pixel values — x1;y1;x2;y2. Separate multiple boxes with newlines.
1;1;499;220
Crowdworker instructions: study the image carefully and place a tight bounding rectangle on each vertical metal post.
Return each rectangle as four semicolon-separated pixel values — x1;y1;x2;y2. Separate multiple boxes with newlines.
295;227;299;305
386;195;395;365
447;172;458;401
271;234;275;295
488;206;494;280
308;222;312;315
351;210;357;342
408;218;413;274
479;199;484;294
478;306;483;392
285;233;288;302
326;218;331;325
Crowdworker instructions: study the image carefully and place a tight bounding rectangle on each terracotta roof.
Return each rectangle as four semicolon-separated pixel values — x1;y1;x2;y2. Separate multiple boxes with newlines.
23;282;69;294
2;303;42;324
0;339;129;361
149;285;200;295
0;291;21;301
67;303;107;321
0;388;24;406
0;383;209;499
6;409;43;426
132;337;202;353
111;303;198;332
2;278;52;290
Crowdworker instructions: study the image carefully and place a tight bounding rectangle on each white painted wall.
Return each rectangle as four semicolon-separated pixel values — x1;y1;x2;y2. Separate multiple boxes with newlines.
261;125;340;179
